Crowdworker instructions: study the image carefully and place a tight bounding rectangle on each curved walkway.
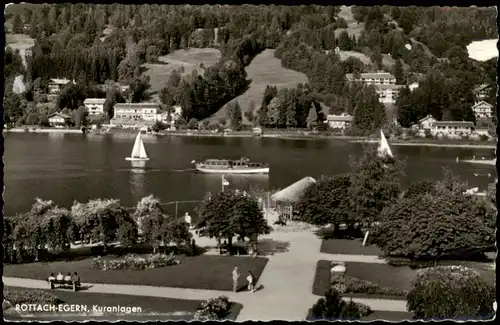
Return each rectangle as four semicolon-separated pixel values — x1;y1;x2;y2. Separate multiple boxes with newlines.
3;231;407;321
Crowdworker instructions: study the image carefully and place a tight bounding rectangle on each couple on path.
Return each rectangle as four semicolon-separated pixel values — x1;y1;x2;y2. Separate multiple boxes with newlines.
233;266;256;292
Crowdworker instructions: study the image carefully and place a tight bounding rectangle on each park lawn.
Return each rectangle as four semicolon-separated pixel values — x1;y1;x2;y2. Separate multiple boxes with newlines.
3;255;268;292
4;286;242;321
320;238;384;256
313;260;495;298
312;260;415;296
208;49;308;124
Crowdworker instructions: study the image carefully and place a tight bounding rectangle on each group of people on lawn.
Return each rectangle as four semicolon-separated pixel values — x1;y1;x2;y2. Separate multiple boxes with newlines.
233;267;257;293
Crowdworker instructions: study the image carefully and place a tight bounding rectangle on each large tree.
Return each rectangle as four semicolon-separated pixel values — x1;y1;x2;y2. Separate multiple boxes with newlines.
71;199;137;252
228;101;243;131
297;175;352;232
373;170;496;260
348;148;404;228
196;190;270;249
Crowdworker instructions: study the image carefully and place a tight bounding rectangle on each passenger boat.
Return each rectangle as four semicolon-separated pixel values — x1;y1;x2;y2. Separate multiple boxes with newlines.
192;158;270;174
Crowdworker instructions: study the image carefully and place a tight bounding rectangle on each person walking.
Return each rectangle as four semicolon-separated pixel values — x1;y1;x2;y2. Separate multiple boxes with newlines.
246;271;256;292
232;266;240;292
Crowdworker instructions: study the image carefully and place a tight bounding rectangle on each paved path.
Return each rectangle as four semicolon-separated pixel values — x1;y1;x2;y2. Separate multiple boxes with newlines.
3;230;408;321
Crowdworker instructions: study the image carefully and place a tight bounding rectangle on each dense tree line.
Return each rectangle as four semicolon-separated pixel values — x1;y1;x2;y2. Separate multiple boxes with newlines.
297;147;496;261
4;4;496;131
3;195;192;264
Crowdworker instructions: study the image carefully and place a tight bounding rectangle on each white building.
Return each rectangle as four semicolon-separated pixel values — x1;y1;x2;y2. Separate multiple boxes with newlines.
471;101;493;119
325;114;353;130
48;112;71;127
431;121;474;137
47;78;75;94
408;82;419;92
170;105;183;123
83;98;106;116
156;111;170;124
418;115;437;130
374;84;404;104
111;102;160;126
346;72;396;85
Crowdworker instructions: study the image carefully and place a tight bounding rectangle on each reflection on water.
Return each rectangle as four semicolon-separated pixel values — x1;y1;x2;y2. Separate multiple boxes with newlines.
130;168;147;198
130;160;147;169
197;173;270;193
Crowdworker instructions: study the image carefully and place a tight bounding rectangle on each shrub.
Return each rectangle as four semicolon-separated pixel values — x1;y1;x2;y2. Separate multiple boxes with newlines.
407;265;495;320
92;253;180;271
331;274;408;297
4;289;64;305
193;296;231;320
309;288;371;320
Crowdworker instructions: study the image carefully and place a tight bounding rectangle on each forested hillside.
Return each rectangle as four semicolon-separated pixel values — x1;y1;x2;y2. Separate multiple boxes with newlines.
3;4;497;134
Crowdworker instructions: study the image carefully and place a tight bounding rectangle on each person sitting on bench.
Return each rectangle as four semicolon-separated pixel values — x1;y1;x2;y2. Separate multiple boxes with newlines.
71;272;80;283
63;272;72;282
48;273;55;282
56;272;64;281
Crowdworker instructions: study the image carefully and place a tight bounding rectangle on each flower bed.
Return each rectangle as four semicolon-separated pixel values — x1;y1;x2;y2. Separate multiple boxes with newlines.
193;296;231;320
92;253;180;271
4;289;64;305
331;274;408;297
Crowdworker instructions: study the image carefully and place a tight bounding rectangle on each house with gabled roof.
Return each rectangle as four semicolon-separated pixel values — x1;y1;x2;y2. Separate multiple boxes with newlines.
471;101;493;119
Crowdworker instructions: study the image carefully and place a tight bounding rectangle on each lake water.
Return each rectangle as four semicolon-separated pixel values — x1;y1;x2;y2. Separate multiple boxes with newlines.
2;133;496;217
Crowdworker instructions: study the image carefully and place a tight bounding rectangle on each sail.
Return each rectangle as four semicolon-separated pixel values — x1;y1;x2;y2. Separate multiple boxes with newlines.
378;130;393;158
139;137;148;158
131;132;142;158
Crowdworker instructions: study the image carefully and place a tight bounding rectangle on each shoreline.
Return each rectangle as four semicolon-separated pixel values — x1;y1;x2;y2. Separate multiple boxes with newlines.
4;128;497;149
389;142;496;149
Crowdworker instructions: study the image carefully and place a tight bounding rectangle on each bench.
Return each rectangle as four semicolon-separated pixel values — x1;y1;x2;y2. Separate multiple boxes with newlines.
49;279;81;292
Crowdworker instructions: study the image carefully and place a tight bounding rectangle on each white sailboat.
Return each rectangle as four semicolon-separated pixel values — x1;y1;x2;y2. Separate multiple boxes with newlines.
377;130;393;158
126;132;150;162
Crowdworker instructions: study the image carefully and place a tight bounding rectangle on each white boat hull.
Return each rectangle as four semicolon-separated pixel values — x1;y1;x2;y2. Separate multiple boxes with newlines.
196;166;269;174
462;159;496;166
125;157;150;161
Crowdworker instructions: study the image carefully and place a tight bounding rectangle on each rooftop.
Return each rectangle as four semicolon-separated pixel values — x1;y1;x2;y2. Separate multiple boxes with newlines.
419;115;436;122
49;78;73;85
434;121;474;127
114;103;160;109
346;72;396;80
84;98;106;104
48;112;72;119
472;101;493;109
326;114;353;122
374;84;404;90
271;176;316;203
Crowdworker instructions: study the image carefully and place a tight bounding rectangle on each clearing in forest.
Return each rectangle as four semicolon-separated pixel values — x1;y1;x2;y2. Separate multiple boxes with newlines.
5;34;35;51
207;49;309;124
142;48;221;100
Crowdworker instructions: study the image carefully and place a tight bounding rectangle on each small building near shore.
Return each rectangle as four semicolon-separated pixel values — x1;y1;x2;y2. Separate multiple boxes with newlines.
48;112;72;127
271;177;316;221
111;102;160;126
252;127;263;136
418;115;437;130
84;98;106;116
431;121;474;137
326;114;353;130
471;101;493;119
